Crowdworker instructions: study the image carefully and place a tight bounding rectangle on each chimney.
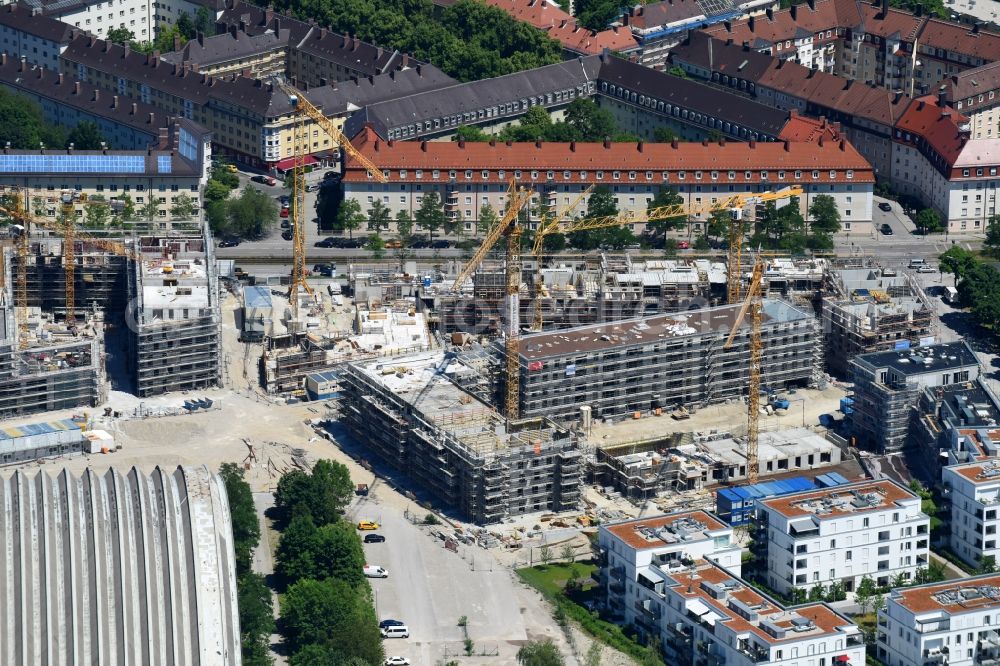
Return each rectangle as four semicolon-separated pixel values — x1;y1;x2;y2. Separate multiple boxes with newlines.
776;59;784;69
103;40;111;53
671;138;679;148
352;37;359;51
783;139;790;151
374;139;380;152
893;91;902;104
973;23;980;34
173;34;181;51
229;24;238;38
818;135;824;146
637;141;643;152
749;16;755;32
320;27;327;39
718;136;725;146
839;139;846;151
93;89;99;101
536;137;543;148
766;7;773;20
197;32;204;47
938;88;947;106
73;81;80;94
742;41;750;50
273;18;281;33
67;143;73;153
123;43;130;58
459;138;466;148
148;112;155;124
807;68;815;78
0;53;4;66
265;6;274;23
416;65;422;77
89;35;97;48
749;139;756;148
570;141;576;152
343;35;351;49
844;79;853;89
112;94;118;109
402;53;409;68
726;38;733;45
17;56;24;72
376;46;383;59
387;139;394;147
917;100;925;111
702;138;709;146
724;20;731;31
807;0;815;9
320;77;328;85
421;140;427;152
790;5;797;19
603;137;611;148
131;102;138;115
58;72;64;84
490;138;496;146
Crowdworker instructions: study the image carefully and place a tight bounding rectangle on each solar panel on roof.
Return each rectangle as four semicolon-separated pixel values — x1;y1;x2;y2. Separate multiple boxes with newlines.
0;154;147;174
157;155;172;173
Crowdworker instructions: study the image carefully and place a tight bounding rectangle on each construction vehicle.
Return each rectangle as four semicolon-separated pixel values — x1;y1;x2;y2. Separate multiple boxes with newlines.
723;250;765;485
275;80;387;317
529;186;804;328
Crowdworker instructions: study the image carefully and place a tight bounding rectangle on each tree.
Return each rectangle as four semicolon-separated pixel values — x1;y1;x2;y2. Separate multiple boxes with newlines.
366;233;385;259
227;186;278;239
915;208;944;234
138;198;159;222
416;191;447;240
276;513;320;582
646;187;684;238
856;575;878;614
539;544;553;566
280;578;384;664
543;232;566;253
194;6;215;34
516;639;565;666
117;193;136;222
560;544;575;563
204;179;232;203
312;520;367;587
106;27;136;46
653;126;679;143
981;555;998;574
237;572;275;666
336;198;364;238
171;193;197;220
939;245;976;284
564;98;618;142
176;11;196;39
477;203;499;237
219;463;260;576
808;194;841;248
66;121;107;150
395;210;414;244
667;66;688;78
84;198;110;228
706;209;731;246
367;199;391;232
274;460;354;526
0;87;66;149
454;125;492;142
985;215;1000;259
211;164;240;189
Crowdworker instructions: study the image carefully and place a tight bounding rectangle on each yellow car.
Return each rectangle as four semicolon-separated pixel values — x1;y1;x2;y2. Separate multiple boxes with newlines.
357;520;380;530
224;164;238;173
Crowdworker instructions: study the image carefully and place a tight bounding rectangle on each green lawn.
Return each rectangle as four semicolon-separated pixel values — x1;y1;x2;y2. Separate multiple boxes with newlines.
517;562;597;598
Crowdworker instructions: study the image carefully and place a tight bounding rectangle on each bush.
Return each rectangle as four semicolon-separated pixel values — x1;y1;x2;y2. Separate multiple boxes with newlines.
423;513;441;525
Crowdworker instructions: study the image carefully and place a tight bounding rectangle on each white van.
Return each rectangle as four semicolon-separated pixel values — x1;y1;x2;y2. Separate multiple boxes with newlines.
363;564;388;578
381;625;410;638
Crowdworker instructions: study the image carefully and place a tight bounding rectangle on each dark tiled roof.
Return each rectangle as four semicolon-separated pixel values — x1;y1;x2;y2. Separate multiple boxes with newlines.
0;55;202;142
0;2;74;43
161;29;288;68
669;31;774;81
344;55;602;137
622;0;706;31
942;61;1000;104
702;0;861;46
597;55;791;137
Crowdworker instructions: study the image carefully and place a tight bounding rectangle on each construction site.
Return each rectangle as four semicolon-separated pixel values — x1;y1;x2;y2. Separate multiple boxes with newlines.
339;351;583;524
821;266;935;377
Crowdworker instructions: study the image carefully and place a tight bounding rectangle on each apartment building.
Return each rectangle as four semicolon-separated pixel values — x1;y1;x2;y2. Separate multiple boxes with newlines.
19;0;156;41
757;479;930;596
509;300;820;422
877;575;1000;666
0;54;190;150
850;342;980;452
0;119;210;227
943;461;1000;570
342;125;875;235
604;552;865;666
0;2;75;71
941;62;1000;141
160;27;288;79
598;511;741;622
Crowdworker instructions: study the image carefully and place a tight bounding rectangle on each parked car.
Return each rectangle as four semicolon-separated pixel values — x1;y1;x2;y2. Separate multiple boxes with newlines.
430;239;450;249
281;220;291;229
323;171;342;181
385;658;411;665
677;240;690;249
363;564;388;578
314;237;337;248
381;625;409;638
278;195;290;205
384;239;402;249
223;164;238;173
281;230;293;241
917;265;936;273
878;202;893;212
410;239;430;249
251;175;277;186
280;207;290;218
217;237;241;248
306;183;320;192
880;223;894;235
364;533;386;543
357;520;380;530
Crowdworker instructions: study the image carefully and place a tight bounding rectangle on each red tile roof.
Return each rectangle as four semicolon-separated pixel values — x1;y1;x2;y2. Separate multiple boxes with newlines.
477;0;639;54
918;19;1000;62
344;126;875;183
604;511;728;550
778;111;843;143
855;3;924;40
702;0;860;46
895;95;970;166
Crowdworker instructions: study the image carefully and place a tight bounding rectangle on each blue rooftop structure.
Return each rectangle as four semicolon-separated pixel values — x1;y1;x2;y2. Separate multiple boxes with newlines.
0;154;147;173
716;474;849;526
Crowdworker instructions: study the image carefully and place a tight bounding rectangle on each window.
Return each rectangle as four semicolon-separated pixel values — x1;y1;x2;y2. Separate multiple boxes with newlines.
612;171;620;180
846;170;854;179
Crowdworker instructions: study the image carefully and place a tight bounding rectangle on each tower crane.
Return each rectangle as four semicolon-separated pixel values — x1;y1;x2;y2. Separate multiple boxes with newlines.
275;81;388;317
450;181;535;420
723;250;766;485
529;186;804;329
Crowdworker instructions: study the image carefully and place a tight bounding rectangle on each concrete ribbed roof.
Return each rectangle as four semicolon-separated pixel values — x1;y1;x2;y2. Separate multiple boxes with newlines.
0;465;240;665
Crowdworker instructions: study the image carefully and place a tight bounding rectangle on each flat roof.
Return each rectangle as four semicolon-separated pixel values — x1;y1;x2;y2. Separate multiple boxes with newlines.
243;285;272;309
518;299;810;360
604;510;728;550
665;559;858;645
945;460;1000;485
759;479;916;519
854;341;978;376
893;574;1000;614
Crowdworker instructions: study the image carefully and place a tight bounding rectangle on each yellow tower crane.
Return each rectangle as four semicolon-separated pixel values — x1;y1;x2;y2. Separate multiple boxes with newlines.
450;181;535;419
529;186;804;329
275;81;388;316
723;251;766;485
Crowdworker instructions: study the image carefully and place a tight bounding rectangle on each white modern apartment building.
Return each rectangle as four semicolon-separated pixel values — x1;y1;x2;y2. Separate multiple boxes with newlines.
599;510;742;626
943;461;1000;570
757;479;930;596
877;575;1000;666
659;558;864;666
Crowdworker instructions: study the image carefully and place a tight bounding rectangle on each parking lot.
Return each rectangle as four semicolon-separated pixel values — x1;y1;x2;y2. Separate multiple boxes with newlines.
349;490;564;666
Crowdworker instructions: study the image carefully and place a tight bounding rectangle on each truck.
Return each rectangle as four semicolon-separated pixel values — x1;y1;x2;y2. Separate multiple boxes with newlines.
363;564;388;578
355;483;369;496
943;286;959;305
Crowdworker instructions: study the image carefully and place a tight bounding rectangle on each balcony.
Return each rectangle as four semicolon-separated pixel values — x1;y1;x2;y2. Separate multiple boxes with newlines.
738;643;770;663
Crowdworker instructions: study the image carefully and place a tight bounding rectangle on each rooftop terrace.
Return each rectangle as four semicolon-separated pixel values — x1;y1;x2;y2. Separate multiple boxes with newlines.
604;510;729;550
759;479;916;518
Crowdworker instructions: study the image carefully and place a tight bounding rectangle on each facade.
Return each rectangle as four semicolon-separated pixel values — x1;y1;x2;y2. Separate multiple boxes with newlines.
0;119;211;228
18;0;156;41
339;351;583;524
943;461;1000;570
0;53;196;150
0;2;75;71
342;125;875;234
126;231;222;396
0;464;240;664
161;27;289;79
850;341;980;452
511;299;820;422
757;479;930;596
877;574;1000;666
